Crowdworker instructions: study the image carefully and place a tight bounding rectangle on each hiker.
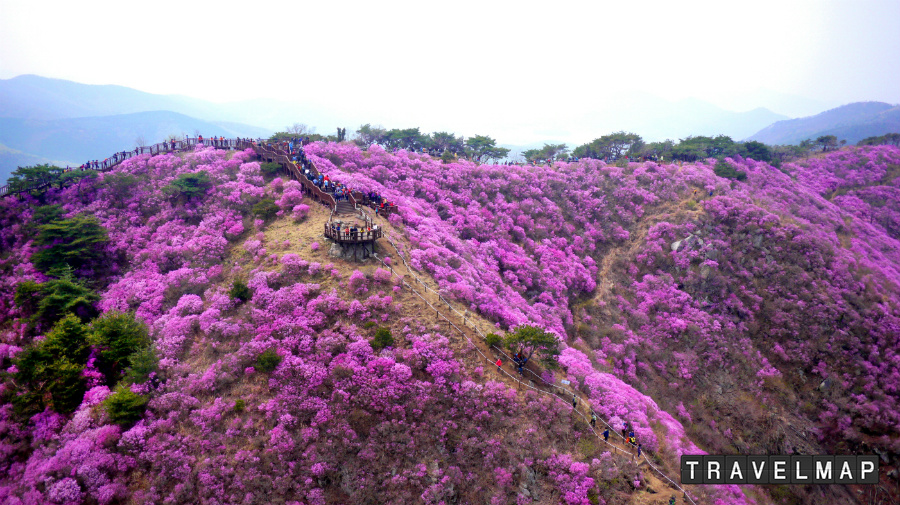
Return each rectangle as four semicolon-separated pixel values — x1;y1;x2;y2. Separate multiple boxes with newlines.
603;429;609;441
496;358;502;372
669;496;676;505
590;413;597;428
637;444;642;457
572;395;577;410
622;424;628;439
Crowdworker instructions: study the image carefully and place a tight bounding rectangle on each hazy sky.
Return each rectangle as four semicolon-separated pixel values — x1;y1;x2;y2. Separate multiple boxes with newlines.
1;0;898;141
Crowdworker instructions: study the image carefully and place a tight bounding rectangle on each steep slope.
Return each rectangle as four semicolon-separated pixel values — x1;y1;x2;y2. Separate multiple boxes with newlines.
307;142;900;504
0;146;736;505
1;143;898;504
747;101;900;145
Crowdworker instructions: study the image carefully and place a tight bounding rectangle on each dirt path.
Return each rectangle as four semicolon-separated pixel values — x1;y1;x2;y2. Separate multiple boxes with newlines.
370;226;698;505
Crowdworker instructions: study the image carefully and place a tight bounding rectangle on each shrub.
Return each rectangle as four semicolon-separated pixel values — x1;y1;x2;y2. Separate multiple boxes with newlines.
15;277;100;328
31;204;65;226
292;204;310;222
363;321;377;329
261;162;283;177
371;327;394;351
104;385;148;426
164;171;211;200
485;332;502;348
505;325;560;365
102;173;139;201
32;214;110;276
256;349;282;373
11;314;91;415
234;399;245;412
230;280;251;303
122;345;158;385
88;311;151;385
252;198;280;221
713;160;747;181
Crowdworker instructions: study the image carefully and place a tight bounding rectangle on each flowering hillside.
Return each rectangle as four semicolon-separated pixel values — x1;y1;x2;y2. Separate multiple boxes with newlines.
0;143;897;504
307;143;900;501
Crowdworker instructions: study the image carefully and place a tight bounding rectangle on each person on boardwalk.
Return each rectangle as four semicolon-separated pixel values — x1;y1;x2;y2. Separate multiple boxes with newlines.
603;429;609;441
590;413;597;428
669;496;676;505
572;395;577;410
637;444;642;458
622;424;628;439
496;358;502;372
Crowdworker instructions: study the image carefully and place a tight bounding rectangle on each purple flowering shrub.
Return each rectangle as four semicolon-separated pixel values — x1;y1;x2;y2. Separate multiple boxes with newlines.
1;146;673;504
2;142;898;504
307;142;900;464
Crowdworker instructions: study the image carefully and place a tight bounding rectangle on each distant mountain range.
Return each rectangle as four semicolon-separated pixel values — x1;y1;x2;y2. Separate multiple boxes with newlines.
3;74;899;184
0;111;271;167
0;75;278;183
746;101;900;145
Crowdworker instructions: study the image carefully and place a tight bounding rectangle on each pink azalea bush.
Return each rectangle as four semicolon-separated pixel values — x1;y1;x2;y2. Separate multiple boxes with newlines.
2;141;898;504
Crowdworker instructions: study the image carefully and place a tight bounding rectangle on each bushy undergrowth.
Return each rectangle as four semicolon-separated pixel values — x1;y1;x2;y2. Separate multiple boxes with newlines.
307;142;900;462
0;143;896;504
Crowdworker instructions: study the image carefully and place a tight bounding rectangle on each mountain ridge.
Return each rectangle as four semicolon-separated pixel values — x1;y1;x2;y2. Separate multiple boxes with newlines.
747;101;900;144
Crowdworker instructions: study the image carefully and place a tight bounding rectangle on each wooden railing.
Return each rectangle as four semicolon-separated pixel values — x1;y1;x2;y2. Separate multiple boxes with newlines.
0;139;198;197
1;137;399;220
246;141;337;209
324;223;383;243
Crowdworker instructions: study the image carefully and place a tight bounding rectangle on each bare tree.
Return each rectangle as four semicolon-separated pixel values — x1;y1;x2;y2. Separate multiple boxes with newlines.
286;123;312;135
134;135;147;148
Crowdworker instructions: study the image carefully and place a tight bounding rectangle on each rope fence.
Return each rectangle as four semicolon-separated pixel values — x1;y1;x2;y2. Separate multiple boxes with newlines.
371;245;698;504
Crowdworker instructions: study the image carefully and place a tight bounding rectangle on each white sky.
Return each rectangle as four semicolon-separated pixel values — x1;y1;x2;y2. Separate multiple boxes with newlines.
1;0;899;141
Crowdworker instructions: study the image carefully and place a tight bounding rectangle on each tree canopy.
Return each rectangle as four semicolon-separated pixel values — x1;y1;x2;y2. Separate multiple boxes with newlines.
6;164;97;198
522;143;569;164
858;133;900;146
163;171;212;200
465;135;510;163
352;125;508;163
32;214;110;276
572;132;644;160
816;135;839;152
504;325;561;364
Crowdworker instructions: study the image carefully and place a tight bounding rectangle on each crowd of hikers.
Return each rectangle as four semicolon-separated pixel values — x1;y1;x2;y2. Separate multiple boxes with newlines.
327;220;380;241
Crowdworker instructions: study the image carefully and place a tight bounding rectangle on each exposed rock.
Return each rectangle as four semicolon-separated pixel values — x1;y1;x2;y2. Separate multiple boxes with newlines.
327;241;374;262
